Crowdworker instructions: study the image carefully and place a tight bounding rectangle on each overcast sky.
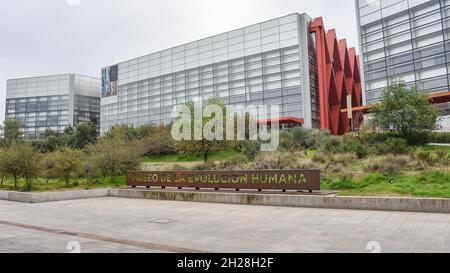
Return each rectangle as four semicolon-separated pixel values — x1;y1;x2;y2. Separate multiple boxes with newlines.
0;0;359;122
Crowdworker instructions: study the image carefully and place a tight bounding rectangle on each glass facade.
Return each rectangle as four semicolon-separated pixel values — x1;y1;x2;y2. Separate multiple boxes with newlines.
101;14;317;134
356;0;450;105
5;74;101;139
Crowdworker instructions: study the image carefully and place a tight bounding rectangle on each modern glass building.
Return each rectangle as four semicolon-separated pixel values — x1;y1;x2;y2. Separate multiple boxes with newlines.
101;13;362;135
355;0;450;129
5;74;101;139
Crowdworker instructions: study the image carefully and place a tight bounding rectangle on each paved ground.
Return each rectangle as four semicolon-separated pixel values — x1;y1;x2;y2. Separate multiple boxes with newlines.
0;197;450;253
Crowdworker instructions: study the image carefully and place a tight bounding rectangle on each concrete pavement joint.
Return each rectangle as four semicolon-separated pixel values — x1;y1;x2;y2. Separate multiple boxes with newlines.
0;220;208;253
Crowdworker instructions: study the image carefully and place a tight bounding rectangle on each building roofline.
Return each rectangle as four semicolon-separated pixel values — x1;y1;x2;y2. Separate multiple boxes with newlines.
101;12;307;69
7;73;100;82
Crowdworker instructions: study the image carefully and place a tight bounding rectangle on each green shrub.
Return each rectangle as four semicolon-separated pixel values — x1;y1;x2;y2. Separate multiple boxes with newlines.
321;135;341;153
292;127;309;146
374;138;409;155
238;140;260;159
414;150;437;166
279;131;295;152
360;132;392;144
254;152;281;170
221;154;248;170
253;152;296;170
327;153;358;166
339;135;369;159
435;150;450;171
405;131;430;146
363;155;409;175
429;132;450;144
305;129;334;150
312;150;327;163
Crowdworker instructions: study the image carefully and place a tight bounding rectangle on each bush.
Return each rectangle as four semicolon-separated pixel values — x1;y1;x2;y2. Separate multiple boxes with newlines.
312;151;327;163
414;150;437;167
321;135;341;153
254;152;282;170
363;155;409;175
292;127;309;147
253;152;299;170
0;142;42;191
429;132;450;144
279;131;295;152
145;126;176;156
435;150;450;171
221;154;248;170
305;129;334;150
87;138;146;180
405;131;430;146
327;153;358;166
238;140;260;159
360;132;392;144
49;147;83;186
339;135;369;159
374;138;409;155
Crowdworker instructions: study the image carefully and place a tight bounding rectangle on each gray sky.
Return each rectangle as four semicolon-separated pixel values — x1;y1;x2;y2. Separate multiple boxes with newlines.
0;0;358;123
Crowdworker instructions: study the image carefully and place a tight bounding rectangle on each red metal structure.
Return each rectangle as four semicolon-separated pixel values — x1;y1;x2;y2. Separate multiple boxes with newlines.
310;17;363;135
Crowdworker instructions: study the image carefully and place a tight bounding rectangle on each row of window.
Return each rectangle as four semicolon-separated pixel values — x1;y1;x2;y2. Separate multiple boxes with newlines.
117;15;299;68
365;52;449;81
365;73;450;99
117;44;302;85
359;0;448;26
363;26;450;62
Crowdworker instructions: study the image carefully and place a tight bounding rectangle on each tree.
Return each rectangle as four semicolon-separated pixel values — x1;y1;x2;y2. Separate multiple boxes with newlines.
87;138;146;180
19;144;43;191
42;153;56;184
173;98;231;162
1;119;23;147
146;125;176;156
73;122;97;149
104;125;138;142
0;143;42;190
371;81;439;140
50;147;82;186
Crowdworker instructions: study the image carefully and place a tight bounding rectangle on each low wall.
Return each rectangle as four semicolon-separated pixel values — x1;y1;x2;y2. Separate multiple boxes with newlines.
0;189;110;203
111;188;450;214
1;188;450;213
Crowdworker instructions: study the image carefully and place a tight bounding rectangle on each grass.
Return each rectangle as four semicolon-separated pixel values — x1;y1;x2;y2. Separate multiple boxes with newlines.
145;150;241;163
0;176;126;193
322;171;450;198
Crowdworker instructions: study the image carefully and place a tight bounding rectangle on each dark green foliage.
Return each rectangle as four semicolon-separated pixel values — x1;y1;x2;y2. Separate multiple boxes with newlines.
371;80;439;139
0;119;23;147
0;142;42;191
72;122;97;149
373;138;409;155
238;140;260;159
428;132;450;144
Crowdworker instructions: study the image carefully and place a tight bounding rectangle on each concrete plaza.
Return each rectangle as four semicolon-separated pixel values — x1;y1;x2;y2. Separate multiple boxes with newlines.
0;197;450;253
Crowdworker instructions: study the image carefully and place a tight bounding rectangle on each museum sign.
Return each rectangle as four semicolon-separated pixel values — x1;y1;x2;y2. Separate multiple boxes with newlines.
127;170;320;192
